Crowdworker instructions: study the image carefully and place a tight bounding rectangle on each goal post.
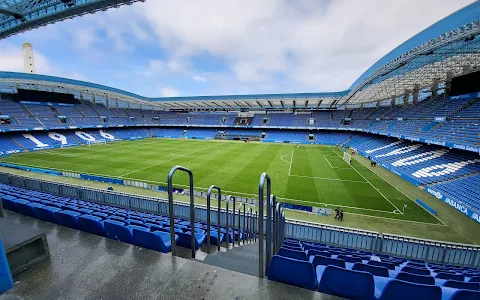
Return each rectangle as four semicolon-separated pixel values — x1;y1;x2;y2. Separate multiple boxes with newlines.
87;139;107;147
343;151;352;165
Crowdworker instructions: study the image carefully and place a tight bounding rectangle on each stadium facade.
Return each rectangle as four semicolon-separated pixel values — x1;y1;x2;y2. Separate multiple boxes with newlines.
0;1;479;299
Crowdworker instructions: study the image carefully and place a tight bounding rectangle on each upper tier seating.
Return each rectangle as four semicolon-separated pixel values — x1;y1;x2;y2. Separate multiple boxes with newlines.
0;94;478;152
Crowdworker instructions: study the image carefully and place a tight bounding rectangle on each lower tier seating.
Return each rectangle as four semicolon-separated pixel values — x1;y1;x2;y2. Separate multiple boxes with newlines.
268;238;480;299
0;184;251;253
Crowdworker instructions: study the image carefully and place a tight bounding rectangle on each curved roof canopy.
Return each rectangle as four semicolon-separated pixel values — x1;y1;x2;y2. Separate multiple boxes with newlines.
0;1;479;110
0;0;144;40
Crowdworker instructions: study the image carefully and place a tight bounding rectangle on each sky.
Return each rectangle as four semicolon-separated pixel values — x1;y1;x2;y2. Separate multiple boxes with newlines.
0;0;476;98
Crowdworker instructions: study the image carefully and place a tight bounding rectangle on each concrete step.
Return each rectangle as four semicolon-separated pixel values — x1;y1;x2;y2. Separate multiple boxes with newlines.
200;241;263;277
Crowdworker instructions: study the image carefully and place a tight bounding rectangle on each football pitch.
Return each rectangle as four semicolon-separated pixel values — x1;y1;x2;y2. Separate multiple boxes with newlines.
0;138;441;225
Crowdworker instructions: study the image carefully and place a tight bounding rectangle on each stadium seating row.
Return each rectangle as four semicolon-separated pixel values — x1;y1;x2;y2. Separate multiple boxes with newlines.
268;238;480;299
1;94;478;149
0;184;252;253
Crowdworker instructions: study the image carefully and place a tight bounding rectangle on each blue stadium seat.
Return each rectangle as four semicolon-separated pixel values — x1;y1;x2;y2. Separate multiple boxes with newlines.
267;255;316;291
337;255;362;263
306;249;331;258
352;263;389;277
318;265;375;299
310;255;346;269
92;212;109;219
104;220;136;243
368;260;396;270
131;227;178;253
16;202;44;218
34;206;61;223
435;272;464;281
174;229;206;250
396;272;435;285
443;280;480;291
78;215;106;236
401;266;431;276
1;196;17;211
8;198;29;213
209;231;225;246
277;248;307;261
55;210;81;229
378;280;442;300
125;219;148;228
470;276;480;283
450;289;480;300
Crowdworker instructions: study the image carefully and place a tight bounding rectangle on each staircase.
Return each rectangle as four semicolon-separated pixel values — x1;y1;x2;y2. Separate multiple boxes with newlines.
200;242;261;277
8;136;26;151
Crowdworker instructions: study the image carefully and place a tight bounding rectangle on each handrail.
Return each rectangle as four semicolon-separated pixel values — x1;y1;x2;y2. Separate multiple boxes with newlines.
232;196;237;246
266;194;274;274
207;185;221;253
168;165;195;258
258;172;271;278
248;207;253;244
237;206;242;246
274;202;281;254
253;211;258;243
225;195;235;248
242;203;246;245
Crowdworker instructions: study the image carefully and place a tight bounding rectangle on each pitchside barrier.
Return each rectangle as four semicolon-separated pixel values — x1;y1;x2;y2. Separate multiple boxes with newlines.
0;171;478;267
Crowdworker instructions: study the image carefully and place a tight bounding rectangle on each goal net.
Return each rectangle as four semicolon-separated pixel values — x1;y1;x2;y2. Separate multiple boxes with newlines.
87;139;107;147
342;151;352;165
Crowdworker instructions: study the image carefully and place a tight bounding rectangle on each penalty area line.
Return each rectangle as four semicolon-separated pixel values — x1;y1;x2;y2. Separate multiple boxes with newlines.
329;147;402;214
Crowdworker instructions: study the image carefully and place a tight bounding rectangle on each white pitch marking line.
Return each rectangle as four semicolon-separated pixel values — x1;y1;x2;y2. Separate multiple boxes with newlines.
329;147;403;214
42;151;82;157
288;174;369;183
280;154;292;164
324;155;334;169
341;211;448;226
323;156;354;171
119;143;220;178
288;148;295;176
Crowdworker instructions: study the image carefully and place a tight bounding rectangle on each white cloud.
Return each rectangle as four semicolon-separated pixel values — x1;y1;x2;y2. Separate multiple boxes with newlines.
160;87;180;97
1;0;475;97
136;0;475;91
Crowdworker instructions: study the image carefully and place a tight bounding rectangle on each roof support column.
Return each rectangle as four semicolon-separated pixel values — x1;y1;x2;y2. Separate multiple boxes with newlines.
390;96;395;108
431;78;440;100
403;90;410;107
445;71;454;97
92;94;96;105
115;99;118;109
376;101;380;108
412;84;419;105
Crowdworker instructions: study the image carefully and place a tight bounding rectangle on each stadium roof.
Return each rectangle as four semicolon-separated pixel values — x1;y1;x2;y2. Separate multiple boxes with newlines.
0;0;144;40
0;1;479;110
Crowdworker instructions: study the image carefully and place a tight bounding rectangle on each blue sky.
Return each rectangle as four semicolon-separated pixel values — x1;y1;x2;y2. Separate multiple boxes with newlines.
0;0;475;98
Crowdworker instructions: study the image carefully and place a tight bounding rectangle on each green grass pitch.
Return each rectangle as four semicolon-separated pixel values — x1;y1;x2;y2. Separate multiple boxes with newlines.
1;138;440;224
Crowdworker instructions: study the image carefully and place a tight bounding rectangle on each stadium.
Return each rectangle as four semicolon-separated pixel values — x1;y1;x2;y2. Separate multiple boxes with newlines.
0;1;479;299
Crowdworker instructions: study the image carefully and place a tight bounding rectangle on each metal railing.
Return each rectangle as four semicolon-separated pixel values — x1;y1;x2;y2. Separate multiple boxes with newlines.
168;166;195;258
207;185;221;253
